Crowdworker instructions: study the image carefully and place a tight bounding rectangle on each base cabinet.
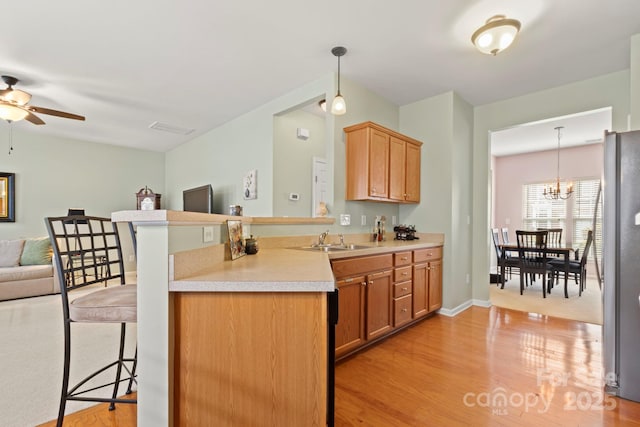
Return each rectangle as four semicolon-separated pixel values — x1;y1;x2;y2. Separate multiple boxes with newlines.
365;269;393;340
332;246;443;360
335;275;366;356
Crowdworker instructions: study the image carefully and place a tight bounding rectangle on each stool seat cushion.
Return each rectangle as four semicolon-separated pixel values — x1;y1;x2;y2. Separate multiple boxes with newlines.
70;284;137;323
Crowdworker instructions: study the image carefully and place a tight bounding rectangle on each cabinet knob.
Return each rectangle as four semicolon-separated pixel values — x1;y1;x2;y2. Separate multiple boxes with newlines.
362;281;367;287
402;308;408;312
369;280;374;285
402;287;408;291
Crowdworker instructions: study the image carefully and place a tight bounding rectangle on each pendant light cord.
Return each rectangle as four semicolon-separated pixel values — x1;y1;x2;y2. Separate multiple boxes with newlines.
8;120;14;155
336;55;341;96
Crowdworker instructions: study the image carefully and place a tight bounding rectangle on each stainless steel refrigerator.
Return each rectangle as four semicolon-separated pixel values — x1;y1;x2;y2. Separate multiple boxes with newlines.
603;129;640;402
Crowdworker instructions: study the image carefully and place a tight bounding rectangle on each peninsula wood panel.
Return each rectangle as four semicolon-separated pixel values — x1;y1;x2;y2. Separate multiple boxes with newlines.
173;292;327;427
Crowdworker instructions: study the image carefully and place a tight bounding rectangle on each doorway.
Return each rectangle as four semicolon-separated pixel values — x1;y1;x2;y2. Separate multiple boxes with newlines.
488;107;610;324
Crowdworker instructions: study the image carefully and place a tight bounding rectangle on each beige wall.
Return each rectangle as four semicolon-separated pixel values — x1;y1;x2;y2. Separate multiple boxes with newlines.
273;109;326;217
399;91;475;311
0;129;164;241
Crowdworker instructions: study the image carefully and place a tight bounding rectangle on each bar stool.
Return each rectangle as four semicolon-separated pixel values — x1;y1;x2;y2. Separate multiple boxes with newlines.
45;215;137;427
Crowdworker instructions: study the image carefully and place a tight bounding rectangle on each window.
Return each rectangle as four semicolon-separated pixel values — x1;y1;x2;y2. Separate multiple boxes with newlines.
522;182;566;231
522;178;602;262
572;179;602;262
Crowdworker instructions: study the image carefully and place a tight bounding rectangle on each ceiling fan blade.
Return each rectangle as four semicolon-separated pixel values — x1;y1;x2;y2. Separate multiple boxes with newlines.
24;111;45;125
27;105;85;121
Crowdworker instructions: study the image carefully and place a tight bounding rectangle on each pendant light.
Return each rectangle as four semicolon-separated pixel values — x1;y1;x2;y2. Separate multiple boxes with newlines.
330;46;347;115
543;126;574;200
471;15;521;56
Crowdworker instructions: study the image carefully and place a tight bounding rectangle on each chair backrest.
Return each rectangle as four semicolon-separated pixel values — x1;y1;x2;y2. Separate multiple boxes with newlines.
580;230;594;265
491;228;502;258
45;216;126;315
500;227;510;244
516;230;549;267
537;227;562;247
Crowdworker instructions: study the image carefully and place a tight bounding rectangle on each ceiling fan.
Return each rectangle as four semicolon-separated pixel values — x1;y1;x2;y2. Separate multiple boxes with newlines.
0;75;85;125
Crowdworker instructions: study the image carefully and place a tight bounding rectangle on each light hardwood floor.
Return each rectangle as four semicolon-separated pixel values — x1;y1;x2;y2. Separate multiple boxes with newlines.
39;306;640;426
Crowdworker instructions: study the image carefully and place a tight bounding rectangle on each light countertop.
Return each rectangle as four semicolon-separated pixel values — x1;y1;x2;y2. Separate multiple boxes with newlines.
169;239;443;293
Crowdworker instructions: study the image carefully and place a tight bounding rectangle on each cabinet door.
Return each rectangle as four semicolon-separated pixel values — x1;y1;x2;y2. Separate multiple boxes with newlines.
412;262;428;319
389;136;406;201
428;259;443;312
366;269;393;340
368;129;389;198
405;142;421;202
335;275;366;357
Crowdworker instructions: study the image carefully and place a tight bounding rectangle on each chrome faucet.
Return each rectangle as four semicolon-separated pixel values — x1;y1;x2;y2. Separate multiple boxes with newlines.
339;233;345;246
318;230;329;245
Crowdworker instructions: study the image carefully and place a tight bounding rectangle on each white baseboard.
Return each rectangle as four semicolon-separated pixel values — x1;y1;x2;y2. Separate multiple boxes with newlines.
437;299;492;317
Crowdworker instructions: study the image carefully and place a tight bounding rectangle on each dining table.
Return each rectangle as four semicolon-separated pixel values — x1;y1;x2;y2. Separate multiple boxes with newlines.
498;243;575;298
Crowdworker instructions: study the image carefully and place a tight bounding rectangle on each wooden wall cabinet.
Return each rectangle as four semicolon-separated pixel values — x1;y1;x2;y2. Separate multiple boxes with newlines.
332;246;442;360
344;121;422;203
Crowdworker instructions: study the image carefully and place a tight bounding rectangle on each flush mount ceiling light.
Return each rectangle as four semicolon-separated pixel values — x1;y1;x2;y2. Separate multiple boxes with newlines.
330;46;347;115
471;15;521;56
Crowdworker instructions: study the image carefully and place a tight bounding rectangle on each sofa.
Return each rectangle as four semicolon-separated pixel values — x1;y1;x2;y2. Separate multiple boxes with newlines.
0;237;61;301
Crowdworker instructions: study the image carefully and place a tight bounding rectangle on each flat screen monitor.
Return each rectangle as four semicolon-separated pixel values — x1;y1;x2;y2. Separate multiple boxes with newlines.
183;185;214;213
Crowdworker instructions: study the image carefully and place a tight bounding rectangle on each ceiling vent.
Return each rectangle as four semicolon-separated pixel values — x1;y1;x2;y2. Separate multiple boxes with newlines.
149;121;194;135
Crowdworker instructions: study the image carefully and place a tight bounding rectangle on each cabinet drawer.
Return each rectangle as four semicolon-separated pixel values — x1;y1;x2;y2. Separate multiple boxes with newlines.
414;246;442;263
394;251;412;266
331;254;393;278
394;294;412;327
394;266;412;282
393;280;412;298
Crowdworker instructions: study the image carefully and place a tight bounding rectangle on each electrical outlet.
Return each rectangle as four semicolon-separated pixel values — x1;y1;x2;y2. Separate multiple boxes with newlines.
339;214;351;226
203;226;214;242
361;215;367;226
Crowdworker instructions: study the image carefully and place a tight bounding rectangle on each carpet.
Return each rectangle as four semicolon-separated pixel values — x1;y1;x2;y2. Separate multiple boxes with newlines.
0;282;137;427
489;274;603;325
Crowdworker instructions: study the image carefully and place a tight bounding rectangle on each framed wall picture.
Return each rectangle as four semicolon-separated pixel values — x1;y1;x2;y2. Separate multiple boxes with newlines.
227;220;246;260
243;169;257;200
0;172;15;222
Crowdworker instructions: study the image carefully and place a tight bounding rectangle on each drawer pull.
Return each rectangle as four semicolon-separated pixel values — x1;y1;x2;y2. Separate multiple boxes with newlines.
427;253;432;256
362;281;367;287
402;308;408;312
401;256;408;261
402;272;408;276
369;280;374;285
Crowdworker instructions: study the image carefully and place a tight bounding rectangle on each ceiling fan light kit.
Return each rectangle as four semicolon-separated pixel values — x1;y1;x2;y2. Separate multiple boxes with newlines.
331;46;347;115
471;15;521;55
0;75;85;124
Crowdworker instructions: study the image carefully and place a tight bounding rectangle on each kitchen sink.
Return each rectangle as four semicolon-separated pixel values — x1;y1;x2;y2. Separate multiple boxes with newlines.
295;243;371;252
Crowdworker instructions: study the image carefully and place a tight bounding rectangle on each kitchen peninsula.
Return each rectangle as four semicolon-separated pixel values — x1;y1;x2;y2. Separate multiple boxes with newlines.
111;210;443;427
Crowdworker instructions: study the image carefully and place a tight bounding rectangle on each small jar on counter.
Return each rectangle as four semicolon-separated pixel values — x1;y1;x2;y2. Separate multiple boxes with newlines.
245;235;259;254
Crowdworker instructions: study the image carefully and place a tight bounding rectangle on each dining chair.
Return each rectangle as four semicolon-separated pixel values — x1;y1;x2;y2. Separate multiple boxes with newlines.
537;227;562;247
45;215;137;427
516;230;549;298
547;230;593;297
491;228;518;288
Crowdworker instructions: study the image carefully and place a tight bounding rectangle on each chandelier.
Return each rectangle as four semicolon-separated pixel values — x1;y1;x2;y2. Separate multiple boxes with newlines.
543;126;573;200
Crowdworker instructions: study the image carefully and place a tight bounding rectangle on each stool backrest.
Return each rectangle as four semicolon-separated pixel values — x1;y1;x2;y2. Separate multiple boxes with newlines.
46;216;126;295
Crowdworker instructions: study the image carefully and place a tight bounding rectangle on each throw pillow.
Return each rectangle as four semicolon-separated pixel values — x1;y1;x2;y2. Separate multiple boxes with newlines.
20;237;53;266
0;239;26;267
